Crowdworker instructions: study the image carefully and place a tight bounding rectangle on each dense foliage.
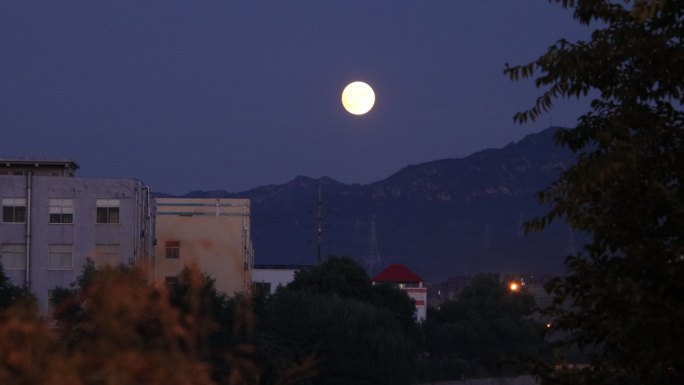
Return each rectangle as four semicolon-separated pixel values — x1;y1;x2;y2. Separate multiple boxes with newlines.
421;274;547;380
0;263;33;310
1;259;420;385
506;1;684;384
49;264;263;385
3;265;228;385
1;258;552;384
255;256;420;385
284;256;417;327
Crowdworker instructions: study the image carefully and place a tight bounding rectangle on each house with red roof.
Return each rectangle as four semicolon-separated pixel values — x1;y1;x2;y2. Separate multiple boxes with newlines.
372;264;427;322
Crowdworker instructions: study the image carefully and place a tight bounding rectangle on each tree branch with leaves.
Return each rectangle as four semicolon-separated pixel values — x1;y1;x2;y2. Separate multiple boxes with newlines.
506;1;684;384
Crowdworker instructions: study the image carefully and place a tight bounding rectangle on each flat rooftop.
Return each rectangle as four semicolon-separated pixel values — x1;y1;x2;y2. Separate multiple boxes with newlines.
0;158;80;170
0;158;80;177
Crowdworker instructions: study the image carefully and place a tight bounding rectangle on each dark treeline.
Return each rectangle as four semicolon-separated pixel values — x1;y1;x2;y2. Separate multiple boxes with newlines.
0;257;548;385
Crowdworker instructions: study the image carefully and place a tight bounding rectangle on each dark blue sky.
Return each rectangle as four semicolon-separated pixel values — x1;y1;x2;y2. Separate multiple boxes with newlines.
0;1;591;194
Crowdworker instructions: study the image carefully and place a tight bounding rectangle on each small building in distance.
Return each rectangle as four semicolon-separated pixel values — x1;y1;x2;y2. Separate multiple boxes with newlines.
428;273;557;309
373;264;427;322
427;275;474;307
0;158;153;314
153;198;253;295
252;264;309;295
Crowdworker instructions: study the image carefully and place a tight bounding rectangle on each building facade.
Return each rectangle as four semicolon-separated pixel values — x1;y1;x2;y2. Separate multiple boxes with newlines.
0;159;153;313
153;198;253;295
373;264;428;322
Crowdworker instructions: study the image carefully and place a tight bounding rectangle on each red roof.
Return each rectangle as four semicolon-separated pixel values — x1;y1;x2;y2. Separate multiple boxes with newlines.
373;264;423;283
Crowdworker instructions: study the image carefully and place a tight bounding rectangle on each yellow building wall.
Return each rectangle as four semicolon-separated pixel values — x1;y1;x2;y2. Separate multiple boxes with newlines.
154;198;252;295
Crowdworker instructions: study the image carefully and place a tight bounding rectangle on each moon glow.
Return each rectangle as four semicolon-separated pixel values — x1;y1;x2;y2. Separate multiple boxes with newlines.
341;81;375;115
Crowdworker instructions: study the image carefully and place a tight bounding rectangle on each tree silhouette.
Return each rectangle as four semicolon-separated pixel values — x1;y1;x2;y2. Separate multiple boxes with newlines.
2;264;264;385
422;274;545;379
257;256;419;385
506;1;684;384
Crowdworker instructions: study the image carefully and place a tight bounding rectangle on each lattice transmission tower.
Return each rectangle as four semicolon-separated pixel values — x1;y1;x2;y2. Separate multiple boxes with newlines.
316;184;323;264
365;217;382;276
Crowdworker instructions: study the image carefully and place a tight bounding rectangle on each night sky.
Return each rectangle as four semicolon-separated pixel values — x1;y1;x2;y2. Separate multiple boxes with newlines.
1;1;591;195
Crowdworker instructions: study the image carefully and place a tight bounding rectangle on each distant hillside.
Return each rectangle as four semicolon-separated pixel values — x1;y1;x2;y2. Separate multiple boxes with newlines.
161;127;578;283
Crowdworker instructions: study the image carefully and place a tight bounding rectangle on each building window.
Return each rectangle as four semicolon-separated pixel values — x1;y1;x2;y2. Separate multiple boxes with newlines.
165;241;180;259
165;276;179;287
49;199;74;224
96;199;120;224
93;243;120;267
48;244;73;270
252;282;272;296
0;243;26;270
2;198;27;223
47;289;56;318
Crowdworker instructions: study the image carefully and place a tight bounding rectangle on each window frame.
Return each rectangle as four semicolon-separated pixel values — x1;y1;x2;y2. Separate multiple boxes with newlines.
0;243;27;270
93;243;120;267
2;198;27;223
165;240;180;259
47;289;56;318
252;281;272;296
49;198;74;224
96;199;120;224
48;244;73;270
164;276;179;287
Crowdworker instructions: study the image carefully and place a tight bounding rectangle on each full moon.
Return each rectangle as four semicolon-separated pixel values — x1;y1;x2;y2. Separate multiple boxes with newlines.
341;81;375;115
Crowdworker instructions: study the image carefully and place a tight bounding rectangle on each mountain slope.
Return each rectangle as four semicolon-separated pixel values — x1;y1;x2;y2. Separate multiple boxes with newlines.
170;127;576;282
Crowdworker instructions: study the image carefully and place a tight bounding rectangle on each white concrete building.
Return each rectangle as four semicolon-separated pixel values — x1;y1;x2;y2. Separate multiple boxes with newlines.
0;159;152;313
252;264;308;294
373;264;428;322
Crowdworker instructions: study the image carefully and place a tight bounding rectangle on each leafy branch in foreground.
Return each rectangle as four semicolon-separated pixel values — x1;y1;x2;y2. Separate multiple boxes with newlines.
507;1;684;384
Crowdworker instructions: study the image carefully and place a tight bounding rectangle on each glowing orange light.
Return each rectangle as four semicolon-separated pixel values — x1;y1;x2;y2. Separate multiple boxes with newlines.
509;282;520;291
